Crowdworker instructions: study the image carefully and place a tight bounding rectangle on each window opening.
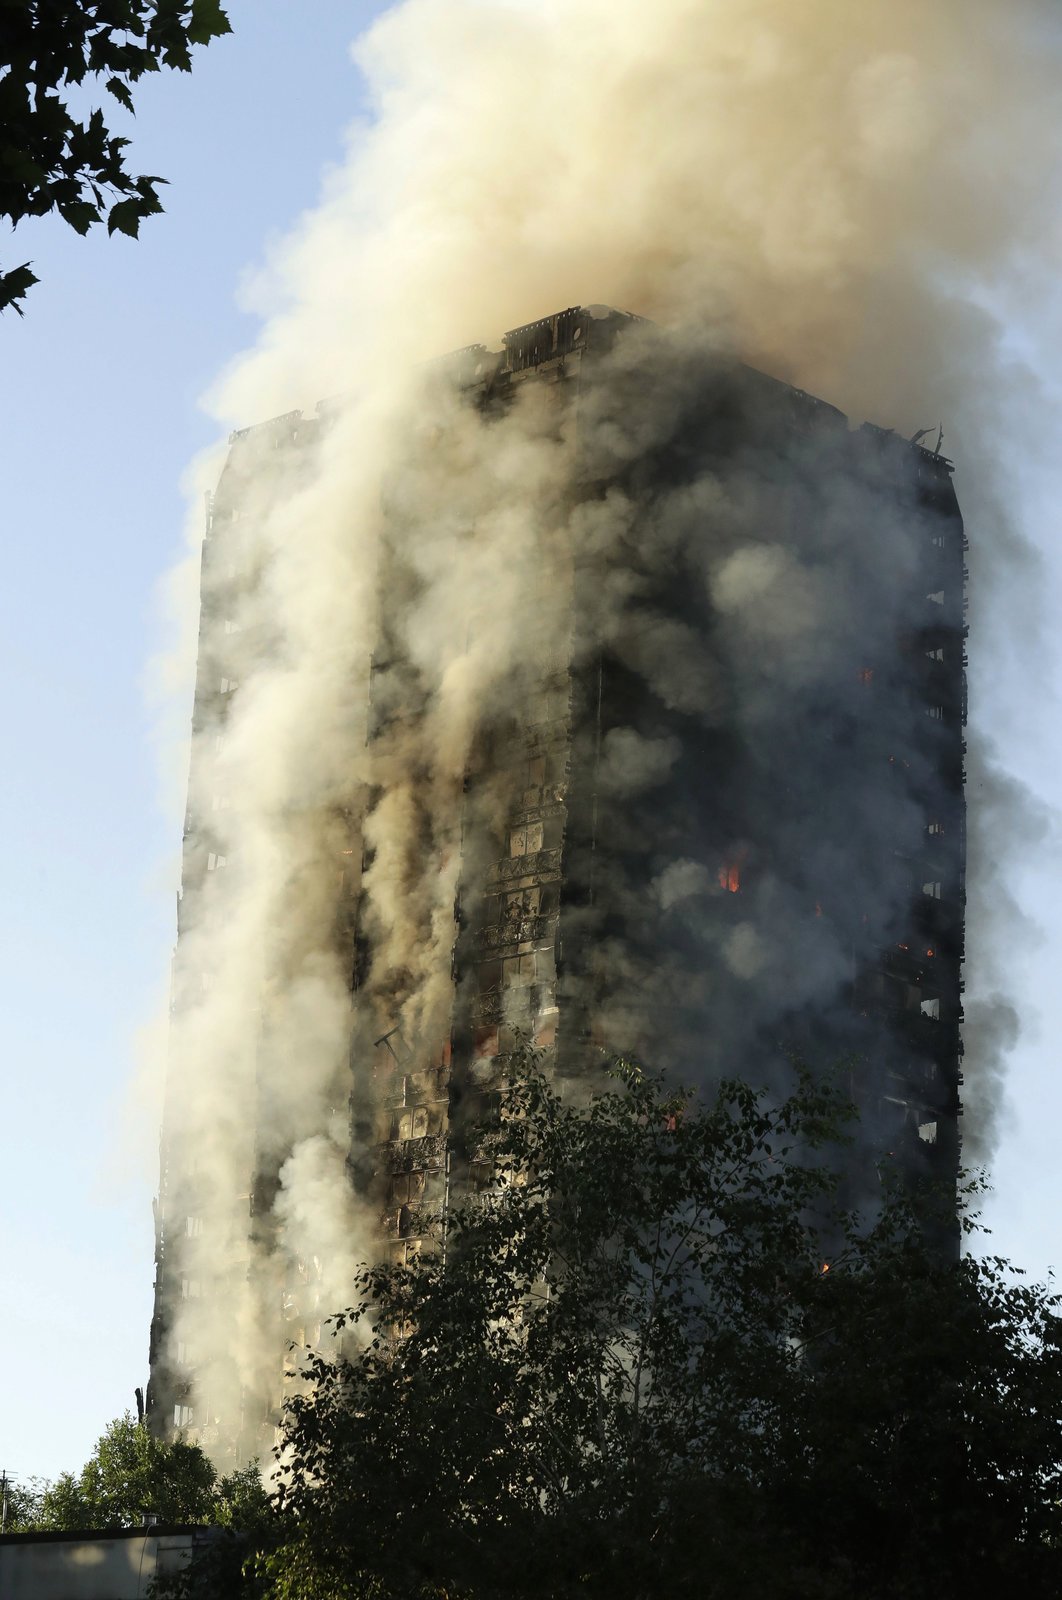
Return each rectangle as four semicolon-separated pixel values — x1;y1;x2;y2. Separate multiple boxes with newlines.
718;860;741;894
509;821;545;857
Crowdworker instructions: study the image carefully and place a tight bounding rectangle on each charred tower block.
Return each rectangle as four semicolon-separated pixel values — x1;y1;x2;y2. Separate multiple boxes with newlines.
148;307;966;1462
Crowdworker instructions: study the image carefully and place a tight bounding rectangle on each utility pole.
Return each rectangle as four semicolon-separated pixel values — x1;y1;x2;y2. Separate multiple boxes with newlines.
1;1469;9;1534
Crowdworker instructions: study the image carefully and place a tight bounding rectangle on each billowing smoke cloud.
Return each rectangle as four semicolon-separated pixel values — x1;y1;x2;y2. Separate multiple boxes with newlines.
961;745;1052;1165
154;0;1062;1456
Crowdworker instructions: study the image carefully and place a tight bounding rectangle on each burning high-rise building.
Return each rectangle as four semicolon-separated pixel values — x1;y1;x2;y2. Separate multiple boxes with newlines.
147;306;965;1464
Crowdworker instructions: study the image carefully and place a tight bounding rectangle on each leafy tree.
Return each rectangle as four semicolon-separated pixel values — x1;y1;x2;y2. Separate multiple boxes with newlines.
149;1462;275;1600
210;1461;272;1532
247;1058;1062;1600
0;0;232;313
9;1415;274;1596
760;1231;1062;1599
32;1412;217;1530
1;1473;47;1532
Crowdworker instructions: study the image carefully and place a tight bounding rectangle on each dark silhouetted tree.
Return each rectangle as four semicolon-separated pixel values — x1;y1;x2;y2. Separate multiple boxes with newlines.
1;0;231;312
147;1056;1062;1599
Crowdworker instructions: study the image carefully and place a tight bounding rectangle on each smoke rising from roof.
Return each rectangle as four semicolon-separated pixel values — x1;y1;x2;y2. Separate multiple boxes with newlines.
153;0;1060;1455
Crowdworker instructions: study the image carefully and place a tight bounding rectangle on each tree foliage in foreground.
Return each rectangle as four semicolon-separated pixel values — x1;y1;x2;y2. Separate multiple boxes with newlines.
6;1411;267;1540
230;1059;1062;1600
1;0;231;313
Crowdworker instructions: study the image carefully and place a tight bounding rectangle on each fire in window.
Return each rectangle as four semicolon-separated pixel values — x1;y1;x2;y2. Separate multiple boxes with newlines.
718;860;741;894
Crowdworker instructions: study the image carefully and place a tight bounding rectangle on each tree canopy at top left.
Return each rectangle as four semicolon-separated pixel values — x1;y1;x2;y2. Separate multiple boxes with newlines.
0;0;232;313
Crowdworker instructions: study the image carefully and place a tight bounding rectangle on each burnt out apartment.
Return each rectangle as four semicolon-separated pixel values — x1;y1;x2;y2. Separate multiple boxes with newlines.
148;306;966;1462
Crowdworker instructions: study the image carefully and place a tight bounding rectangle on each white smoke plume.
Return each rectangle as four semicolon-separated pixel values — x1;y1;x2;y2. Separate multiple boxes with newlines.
153;0;1062;1458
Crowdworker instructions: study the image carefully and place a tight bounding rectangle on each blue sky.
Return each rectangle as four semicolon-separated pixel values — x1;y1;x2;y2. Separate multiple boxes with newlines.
1;0;1060;1484
0;0;383;1482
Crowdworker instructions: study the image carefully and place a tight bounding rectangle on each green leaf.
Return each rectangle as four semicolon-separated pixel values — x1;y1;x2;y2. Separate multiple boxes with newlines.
134;174;168;206
106;76;135;114
107;197;142;238
59;199;99;235
187;0;233;46
0;262;39;315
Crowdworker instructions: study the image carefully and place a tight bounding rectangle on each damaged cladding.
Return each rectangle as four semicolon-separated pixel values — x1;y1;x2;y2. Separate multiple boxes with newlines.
147;304;966;1463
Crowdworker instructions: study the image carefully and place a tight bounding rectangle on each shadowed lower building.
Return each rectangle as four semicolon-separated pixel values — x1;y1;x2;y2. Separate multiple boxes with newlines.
147;306;965;1463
